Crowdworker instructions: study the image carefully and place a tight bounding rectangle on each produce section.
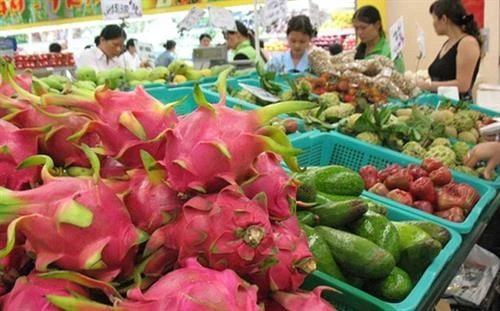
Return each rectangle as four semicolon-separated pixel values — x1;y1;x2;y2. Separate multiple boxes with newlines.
0;40;500;311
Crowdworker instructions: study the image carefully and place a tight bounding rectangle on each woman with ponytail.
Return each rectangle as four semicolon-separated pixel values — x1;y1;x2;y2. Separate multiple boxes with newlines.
224;21;267;63
418;0;482;100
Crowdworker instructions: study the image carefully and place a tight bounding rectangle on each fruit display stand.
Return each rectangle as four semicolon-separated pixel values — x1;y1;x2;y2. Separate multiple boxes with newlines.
291;131;500;310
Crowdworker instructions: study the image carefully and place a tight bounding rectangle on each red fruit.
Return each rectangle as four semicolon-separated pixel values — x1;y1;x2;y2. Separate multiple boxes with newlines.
435;207;465;222
421;158;443;173
342;94;355;102
384;168;413;191
409;177;436;204
407;164;429;179
436;184;463;211
359;165;379;190
337;80;349;92
272;286;337;311
454;184;480;214
283;119;299;134
429;167;452;186
413;201;434;214
386;189;413;206
378;164;402;182
369;182;389;196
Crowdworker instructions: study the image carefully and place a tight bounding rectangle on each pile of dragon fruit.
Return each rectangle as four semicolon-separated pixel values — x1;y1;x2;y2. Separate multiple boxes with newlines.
0;58;336;310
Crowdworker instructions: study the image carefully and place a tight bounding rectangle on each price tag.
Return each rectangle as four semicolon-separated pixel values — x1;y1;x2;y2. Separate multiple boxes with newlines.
309;0;329;27
177;6;205;31
416;23;426;59
389;16;405;61
208;7;236;31
239;83;280;103
263;0;287;28
101;0;142;20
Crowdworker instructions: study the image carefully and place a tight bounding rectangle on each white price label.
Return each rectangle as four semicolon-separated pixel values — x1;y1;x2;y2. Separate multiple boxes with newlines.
101;0;142;20
239;83;280;103
263;0;287;28
309;0;329;27
177;7;205;31
208;7;236;31
389;16;405;61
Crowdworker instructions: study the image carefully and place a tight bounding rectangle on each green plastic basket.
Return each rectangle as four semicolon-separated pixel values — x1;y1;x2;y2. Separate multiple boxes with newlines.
145;86;252;116
290;131;496;234
301;203;462;311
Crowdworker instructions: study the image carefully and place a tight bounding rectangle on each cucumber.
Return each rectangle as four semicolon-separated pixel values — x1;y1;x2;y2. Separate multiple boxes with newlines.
349;211;401;262
297;211;320;227
301;225;345;281
316;226;395;279
365;267;413;302
310;199;367;228
401;221;451;247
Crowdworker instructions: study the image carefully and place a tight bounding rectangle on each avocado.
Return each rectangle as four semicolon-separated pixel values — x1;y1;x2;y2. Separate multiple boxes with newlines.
310;199;368;228
365;267;413;302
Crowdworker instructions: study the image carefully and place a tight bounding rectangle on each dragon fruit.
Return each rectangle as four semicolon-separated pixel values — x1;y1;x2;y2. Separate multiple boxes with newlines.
162;75;314;194
1;273;89;311
146;185;276;276
122;151;184;234
271;286;337;311
0;119;41;190
0;230;31;295
0;59;31;98
247;217;316;297
0;148;146;281
46;258;262;311
242;152;299;220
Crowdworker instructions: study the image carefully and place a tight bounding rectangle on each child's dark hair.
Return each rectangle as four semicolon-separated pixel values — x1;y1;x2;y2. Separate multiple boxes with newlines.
49;42;62;53
126;39;136;50
352;5;383;60
429;0;482;47
163;40;176;50
199;33;212;42
286;15;316;38
100;24;127;41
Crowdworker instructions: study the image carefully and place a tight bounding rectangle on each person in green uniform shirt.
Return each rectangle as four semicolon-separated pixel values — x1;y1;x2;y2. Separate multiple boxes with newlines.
224;21;267;62
352;5;405;73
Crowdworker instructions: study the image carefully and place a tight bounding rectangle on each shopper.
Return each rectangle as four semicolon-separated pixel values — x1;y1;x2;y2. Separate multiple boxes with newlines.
49;42;62;53
329;43;344;56
224;21;259;62
94;36;101;47
76;24;127;72
266;15;315;73
417;0;482;100
123;38;142;70
199;33;212;48
464;142;500;180
155;40;176;67
352;5;405;73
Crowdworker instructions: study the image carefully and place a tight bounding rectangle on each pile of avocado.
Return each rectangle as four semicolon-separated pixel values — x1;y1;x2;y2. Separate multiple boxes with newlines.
295;165;451;303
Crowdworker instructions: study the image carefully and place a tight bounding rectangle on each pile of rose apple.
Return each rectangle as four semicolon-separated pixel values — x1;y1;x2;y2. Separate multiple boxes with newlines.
359;158;480;223
0;58;336;310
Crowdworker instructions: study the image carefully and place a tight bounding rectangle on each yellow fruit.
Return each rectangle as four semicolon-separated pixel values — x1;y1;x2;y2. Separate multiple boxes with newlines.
199;69;212;77
173;75;187;83
142;0;157;10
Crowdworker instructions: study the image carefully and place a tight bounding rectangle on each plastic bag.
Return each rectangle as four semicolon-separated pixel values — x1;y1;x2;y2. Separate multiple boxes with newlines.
445;244;500;306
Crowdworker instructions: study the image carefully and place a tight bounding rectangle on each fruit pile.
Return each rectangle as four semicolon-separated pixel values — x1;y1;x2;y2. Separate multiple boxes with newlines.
0;58;335;310
294;165;451;302
360;159;481;223
4;53;75;69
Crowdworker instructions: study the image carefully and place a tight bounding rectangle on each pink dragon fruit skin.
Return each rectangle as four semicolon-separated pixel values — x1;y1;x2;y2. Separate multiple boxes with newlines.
118;257;262;311
0;120;41;190
242;152;299;220
271;286;337;311
2;273;89;311
146;185;276;277
247;217;316;298
0;66;31;98
0;154;146;281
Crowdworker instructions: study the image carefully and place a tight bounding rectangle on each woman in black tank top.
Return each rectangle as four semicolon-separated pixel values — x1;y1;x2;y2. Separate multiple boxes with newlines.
418;0;482;100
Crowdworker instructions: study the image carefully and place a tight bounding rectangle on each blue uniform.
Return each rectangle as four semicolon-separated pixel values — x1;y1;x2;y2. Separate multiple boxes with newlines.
267;49;309;73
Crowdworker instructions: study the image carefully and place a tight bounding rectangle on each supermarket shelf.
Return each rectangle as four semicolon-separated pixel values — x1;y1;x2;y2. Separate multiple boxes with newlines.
15;66;76;77
416;193;500;311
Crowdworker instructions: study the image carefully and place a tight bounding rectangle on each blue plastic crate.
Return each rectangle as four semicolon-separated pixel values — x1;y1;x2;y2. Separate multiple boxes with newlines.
145;86;253;116
290;131;496;234
302;202;462;311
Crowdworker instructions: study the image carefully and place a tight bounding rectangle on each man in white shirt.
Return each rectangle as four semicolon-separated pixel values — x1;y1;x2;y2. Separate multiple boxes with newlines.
76;24;127;72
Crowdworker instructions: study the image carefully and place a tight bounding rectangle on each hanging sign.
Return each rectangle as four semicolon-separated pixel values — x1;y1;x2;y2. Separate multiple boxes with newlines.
101;0;142;20
208;6;236;31
389;16;405;61
177;6;205;31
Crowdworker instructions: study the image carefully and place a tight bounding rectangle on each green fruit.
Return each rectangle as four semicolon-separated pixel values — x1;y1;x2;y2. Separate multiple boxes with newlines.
148;66;170;81
401;221;451;247
458;131;477;144
75;67;97;83
365;267;413;302
310;199;368;228
349;211;401;262
301;224;345;280
316;226;396;279
297;211;320;227
314;166;365;197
